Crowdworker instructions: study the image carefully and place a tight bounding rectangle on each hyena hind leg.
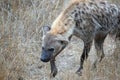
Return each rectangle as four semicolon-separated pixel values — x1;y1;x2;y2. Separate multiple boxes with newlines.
76;41;92;76
93;32;107;69
116;29;120;40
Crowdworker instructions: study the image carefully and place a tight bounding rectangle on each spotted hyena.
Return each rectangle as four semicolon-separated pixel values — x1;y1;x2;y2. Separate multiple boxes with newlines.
41;0;120;77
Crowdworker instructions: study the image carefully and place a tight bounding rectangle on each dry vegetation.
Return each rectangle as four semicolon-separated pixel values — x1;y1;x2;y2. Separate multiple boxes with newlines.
0;0;120;80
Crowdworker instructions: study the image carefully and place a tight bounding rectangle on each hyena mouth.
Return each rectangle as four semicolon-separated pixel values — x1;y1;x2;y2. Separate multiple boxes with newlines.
41;58;50;62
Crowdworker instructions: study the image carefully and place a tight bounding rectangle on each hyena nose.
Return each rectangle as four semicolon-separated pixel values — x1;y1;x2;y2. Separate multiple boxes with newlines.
41;47;54;62
40;53;50;62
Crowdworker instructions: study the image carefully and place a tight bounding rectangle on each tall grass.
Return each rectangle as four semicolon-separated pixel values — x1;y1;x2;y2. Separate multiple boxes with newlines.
0;0;65;80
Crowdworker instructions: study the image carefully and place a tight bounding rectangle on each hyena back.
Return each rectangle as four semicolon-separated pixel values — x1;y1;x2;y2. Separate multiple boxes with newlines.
41;0;120;77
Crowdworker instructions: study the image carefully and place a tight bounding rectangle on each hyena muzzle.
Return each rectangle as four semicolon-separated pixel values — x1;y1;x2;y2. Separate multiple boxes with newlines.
40;0;120;77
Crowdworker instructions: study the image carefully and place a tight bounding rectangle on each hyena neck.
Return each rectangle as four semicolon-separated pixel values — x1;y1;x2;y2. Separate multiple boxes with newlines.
49;1;82;41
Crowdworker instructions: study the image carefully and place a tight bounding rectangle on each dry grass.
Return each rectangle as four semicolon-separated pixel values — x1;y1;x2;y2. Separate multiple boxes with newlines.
0;0;120;80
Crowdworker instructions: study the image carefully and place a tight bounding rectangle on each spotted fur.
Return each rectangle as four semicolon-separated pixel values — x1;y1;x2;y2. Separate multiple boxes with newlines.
41;0;120;77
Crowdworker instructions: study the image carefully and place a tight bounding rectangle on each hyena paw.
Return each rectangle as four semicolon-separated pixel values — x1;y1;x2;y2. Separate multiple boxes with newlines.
76;68;83;76
91;63;97;71
50;69;58;78
98;53;105;62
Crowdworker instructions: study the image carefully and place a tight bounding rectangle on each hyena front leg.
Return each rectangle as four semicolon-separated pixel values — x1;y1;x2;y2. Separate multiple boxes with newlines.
50;59;57;78
76;41;92;76
93;32;107;69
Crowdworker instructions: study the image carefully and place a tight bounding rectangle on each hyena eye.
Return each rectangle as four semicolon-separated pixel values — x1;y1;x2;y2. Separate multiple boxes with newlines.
59;40;68;46
59;41;66;45
48;48;54;52
60;41;64;44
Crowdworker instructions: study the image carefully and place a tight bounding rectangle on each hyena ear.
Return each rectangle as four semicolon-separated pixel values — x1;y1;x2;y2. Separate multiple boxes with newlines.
42;26;51;35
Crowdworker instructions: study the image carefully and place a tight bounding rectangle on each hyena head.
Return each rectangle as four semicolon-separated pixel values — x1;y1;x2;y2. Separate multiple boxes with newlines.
40;26;69;62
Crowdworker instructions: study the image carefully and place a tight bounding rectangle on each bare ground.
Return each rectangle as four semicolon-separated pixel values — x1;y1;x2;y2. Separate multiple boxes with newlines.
0;0;120;80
